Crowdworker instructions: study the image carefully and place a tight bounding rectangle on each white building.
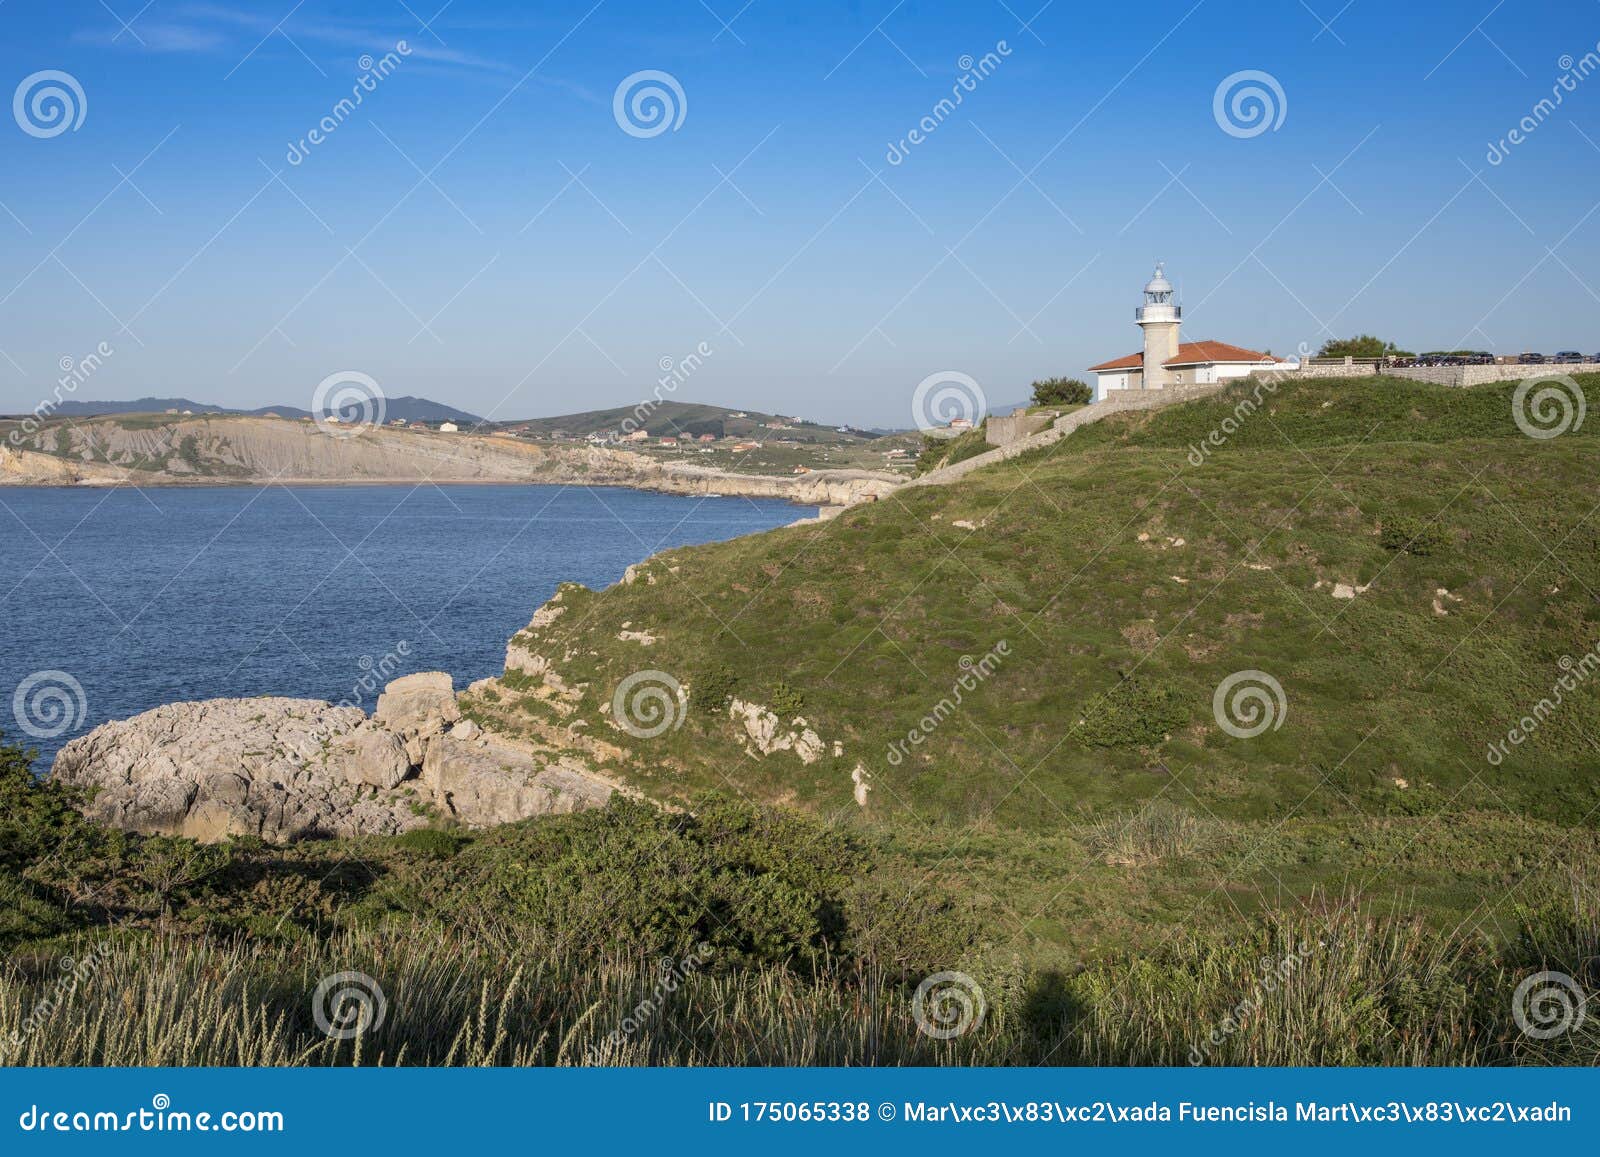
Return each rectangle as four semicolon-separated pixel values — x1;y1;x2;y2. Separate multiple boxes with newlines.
1088;264;1293;400
438;421;459;433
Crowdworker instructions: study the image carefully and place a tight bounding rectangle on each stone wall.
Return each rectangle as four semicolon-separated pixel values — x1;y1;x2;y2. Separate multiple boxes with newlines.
910;383;1227;487
985;410;1055;447
1252;361;1590;388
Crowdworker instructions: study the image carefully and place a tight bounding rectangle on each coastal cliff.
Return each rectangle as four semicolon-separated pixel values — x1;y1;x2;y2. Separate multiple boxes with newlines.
1;415;902;506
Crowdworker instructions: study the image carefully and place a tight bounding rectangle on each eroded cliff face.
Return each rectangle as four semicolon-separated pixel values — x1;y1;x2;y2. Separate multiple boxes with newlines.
0;444;128;485
3;416;901;506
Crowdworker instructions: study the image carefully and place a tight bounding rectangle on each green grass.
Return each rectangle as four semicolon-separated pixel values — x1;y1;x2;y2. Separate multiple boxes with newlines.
473;374;1600;828
11;373;1600;1066
5;891;1597;1066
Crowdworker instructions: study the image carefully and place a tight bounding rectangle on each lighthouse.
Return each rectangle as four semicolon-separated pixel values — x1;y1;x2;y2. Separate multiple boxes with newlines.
1136;262;1182;389
1088;265;1281;398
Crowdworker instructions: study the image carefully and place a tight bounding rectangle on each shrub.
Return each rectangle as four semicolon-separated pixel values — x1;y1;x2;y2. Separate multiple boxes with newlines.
1379;514;1443;556
1076;679;1187;747
392;829;466;858
770;679;806;718
1030;377;1092;406
691;662;740;716
437;797;864;968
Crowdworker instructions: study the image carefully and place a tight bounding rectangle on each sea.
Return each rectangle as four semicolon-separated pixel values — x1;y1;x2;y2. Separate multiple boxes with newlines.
0;484;809;768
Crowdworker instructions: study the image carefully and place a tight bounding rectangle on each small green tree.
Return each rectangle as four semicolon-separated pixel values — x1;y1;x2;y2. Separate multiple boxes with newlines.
1317;335;1407;360
1030;377;1092;406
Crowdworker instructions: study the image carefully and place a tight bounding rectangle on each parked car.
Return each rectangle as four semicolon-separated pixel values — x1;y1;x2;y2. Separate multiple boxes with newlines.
1519;353;1547;364
1554;351;1585;364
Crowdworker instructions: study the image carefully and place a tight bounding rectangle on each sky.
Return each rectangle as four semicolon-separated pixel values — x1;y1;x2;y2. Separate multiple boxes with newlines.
0;0;1597;428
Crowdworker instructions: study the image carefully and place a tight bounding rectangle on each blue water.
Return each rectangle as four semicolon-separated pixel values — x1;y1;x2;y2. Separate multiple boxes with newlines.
1;485;808;767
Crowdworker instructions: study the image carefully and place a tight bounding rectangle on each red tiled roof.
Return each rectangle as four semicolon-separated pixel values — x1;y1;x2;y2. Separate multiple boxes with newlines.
1089;341;1275;373
1163;340;1274;366
1086;351;1143;372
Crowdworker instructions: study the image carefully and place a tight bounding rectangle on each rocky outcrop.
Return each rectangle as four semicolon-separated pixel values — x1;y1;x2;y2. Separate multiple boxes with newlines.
51;673;613;842
728;699;827;764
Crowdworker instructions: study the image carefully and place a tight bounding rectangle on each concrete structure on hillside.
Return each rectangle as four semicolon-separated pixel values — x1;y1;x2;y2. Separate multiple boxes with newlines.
1088;264;1297;400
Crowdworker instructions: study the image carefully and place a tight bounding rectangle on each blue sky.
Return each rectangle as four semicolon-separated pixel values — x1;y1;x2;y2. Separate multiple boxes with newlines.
0;0;1597;426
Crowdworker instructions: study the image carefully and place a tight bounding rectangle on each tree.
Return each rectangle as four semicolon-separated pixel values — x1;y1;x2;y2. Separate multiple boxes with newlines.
1031;377;1092;406
1316;335;1408;360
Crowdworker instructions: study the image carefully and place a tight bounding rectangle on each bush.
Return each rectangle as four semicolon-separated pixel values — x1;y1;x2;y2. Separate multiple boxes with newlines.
770;679;806;718
1030;377;1092;406
691;662;740;716
437;797;865;968
1076;679;1187;747
392;829;466;858
1379;514;1443;556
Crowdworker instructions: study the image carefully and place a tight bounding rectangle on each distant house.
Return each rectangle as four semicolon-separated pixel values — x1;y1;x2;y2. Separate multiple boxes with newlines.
659;437;678;447
439;422;459;433
792;465;811;474
624;429;650;443
731;440;762;452
948;417;973;430
698;433;716;442
389;418;407;426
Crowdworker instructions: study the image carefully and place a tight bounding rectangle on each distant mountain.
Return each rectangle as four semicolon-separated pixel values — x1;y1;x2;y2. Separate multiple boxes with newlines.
31;395;483;424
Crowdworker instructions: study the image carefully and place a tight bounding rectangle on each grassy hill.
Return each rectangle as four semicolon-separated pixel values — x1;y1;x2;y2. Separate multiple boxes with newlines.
464;373;1600;957
8;372;1600;1066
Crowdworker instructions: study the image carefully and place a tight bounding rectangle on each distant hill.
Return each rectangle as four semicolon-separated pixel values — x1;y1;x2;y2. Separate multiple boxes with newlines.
43;397;217;417
31;395;483;424
500;401;880;444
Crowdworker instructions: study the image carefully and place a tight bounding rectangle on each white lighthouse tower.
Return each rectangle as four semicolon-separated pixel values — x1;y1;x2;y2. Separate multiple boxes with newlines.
1136;262;1181;389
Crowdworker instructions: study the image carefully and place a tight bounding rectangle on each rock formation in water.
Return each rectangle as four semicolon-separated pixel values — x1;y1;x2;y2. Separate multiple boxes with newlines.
51;671;613;842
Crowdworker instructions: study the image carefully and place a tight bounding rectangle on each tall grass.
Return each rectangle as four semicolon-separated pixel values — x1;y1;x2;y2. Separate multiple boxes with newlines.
4;899;1596;1066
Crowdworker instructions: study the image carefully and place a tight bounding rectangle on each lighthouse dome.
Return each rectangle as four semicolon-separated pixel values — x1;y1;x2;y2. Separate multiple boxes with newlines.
1143;262;1173;296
